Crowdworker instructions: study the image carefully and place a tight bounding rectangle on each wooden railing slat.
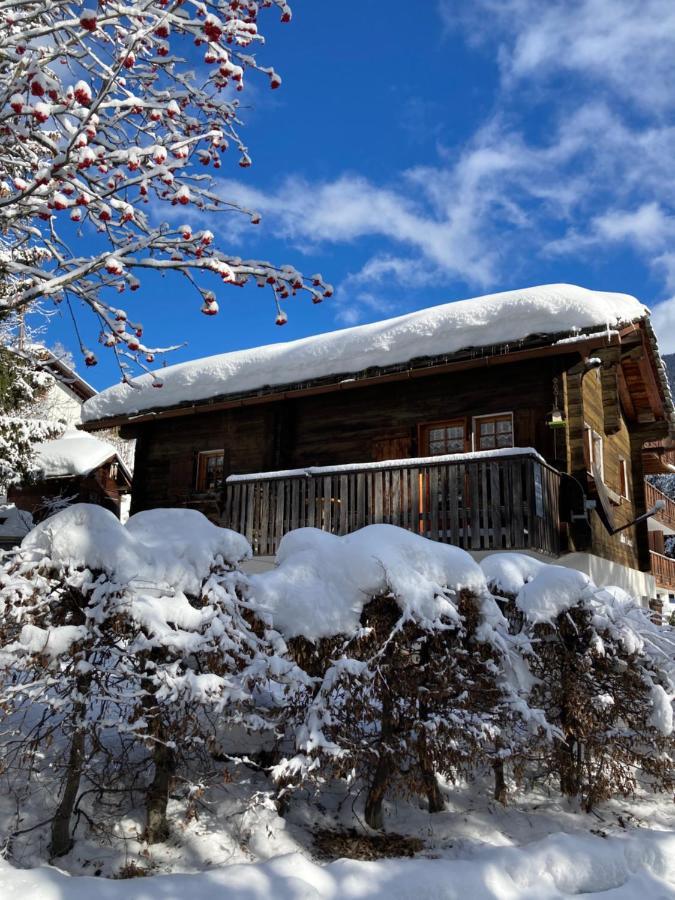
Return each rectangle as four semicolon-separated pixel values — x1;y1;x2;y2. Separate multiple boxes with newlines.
222;454;564;558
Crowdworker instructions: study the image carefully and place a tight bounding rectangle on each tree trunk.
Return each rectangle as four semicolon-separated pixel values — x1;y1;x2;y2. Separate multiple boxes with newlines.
365;756;390;830
418;731;444;813
365;692;394;830
50;726;85;857
493;759;507;805
145;737;175;844
559;736;580;798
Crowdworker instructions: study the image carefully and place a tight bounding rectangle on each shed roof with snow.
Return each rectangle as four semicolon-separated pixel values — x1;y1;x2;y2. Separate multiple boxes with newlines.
34;430;131;481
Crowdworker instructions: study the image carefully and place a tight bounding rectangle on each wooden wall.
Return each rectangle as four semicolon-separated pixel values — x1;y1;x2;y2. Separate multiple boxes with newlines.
129;356;574;515
564;353;653;571
127;348;665;577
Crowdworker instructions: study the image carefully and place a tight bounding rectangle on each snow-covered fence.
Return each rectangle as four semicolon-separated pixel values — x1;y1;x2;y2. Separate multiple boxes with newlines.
223;451;563;557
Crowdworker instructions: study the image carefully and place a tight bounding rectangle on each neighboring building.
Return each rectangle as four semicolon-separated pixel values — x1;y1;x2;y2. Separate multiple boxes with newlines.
80;284;675;603
1;348;136;542
8;430;132;522
32;347;97;426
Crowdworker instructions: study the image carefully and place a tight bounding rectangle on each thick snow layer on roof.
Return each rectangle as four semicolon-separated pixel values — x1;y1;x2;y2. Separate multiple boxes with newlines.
82;284;647;422
21;504;250;595
34;429;119;478
250;524;492;641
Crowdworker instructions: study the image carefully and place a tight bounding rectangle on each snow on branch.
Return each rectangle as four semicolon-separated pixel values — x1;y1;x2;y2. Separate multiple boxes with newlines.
0;1;331;375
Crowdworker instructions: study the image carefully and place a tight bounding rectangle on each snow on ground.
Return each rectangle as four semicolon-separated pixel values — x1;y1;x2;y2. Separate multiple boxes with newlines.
32;429;124;479
1;780;674;898
81;284;646;422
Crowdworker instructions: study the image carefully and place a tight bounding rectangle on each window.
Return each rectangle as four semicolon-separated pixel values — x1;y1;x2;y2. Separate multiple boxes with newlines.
619;458;630;499
420;420;467;456
473;413;514;451
584;424;604;480
196;450;225;492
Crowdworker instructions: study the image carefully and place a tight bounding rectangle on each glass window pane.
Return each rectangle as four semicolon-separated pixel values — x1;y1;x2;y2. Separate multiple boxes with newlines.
480;421;495;435
497;419;511;433
429;440;445;455
202;453;224;490
429;429;444;442
496;432;512;447
480;434;496;449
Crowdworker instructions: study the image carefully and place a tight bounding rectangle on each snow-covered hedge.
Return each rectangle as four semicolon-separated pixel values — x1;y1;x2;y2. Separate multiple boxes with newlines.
0;505;294;854
0;508;673;861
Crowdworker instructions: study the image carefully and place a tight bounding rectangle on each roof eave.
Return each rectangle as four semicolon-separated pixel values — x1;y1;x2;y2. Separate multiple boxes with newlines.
81;329;626;432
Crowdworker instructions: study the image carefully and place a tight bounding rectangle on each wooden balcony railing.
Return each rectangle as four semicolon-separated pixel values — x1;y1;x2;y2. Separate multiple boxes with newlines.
222;450;564;557
645;481;675;530
650;550;675;591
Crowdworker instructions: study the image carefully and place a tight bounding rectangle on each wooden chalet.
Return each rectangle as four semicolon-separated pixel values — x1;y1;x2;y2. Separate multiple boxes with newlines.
81;284;675;602
8;430;132;524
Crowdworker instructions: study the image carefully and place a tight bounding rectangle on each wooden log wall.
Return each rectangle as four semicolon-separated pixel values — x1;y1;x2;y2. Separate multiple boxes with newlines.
128;356;573;517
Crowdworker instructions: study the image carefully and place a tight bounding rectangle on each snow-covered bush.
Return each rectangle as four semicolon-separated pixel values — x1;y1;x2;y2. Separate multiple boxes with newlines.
0;505;288;855
252;527;547;828
483;555;675;810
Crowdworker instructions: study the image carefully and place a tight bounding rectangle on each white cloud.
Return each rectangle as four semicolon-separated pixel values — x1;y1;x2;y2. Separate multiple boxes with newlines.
546;203;675;257
650;297;675;354
157;3;675;328
217;171;504;287
442;0;675;111
334;290;398;326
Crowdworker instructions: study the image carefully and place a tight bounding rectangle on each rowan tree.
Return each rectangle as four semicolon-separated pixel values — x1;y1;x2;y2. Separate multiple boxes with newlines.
0;1;331;377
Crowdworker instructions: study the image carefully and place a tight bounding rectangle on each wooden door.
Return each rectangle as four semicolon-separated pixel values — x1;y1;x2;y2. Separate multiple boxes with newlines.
371;433;412;462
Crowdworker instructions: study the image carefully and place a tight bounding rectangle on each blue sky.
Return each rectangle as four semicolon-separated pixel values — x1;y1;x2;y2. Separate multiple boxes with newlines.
42;0;675;388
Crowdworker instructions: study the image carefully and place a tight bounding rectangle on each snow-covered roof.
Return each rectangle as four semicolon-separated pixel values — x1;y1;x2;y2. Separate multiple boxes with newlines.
82;284;648;424
34;429;128;480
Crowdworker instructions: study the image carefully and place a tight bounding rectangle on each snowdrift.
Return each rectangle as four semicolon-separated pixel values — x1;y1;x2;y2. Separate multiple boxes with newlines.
1;829;674;899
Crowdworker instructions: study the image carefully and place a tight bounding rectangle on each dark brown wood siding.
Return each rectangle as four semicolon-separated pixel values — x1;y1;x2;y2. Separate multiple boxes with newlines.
128;356;574;515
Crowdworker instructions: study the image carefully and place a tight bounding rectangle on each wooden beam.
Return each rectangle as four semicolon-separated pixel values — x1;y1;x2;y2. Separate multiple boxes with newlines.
637;349;665;419
617;364;636;420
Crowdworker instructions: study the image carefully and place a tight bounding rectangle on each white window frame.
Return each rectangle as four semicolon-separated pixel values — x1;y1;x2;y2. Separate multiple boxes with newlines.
472;412;515;452
618;457;630;500
584;423;604;481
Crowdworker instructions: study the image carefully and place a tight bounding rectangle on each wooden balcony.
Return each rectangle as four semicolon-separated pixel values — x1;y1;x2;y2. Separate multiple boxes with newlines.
645;481;675;530
222;451;564;557
650;550;675;591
